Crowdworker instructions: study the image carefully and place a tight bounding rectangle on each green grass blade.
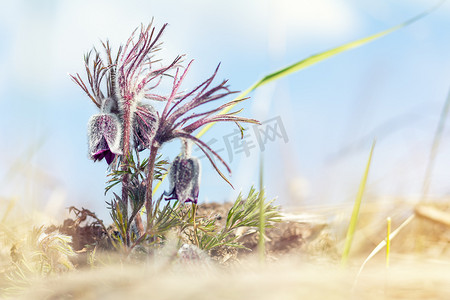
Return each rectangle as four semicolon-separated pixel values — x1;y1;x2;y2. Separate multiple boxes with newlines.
153;4;440;196
341;140;376;266
195;4;441;139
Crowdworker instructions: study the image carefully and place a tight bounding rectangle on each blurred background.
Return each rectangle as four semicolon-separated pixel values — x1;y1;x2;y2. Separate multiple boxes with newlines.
0;0;449;222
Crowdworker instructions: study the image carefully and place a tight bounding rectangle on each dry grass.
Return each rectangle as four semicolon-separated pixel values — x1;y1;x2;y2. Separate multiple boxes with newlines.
7;255;450;300
2;198;450;299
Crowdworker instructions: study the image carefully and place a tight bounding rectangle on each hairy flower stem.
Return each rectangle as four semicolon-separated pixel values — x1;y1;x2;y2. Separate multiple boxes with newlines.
121;103;133;246
145;143;160;230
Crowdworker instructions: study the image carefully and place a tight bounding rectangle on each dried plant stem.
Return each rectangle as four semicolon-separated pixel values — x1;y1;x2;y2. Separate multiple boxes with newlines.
145;143;159;230
353;214;415;290
415;204;450;227
69;206;117;249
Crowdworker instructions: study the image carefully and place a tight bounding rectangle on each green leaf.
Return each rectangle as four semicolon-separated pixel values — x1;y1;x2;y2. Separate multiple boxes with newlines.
150;4;441;198
195;4;441;139
341;140;376;266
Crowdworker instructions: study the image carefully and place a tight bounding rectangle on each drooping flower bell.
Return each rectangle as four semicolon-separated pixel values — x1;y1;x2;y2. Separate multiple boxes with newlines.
88;113;122;164
164;142;201;204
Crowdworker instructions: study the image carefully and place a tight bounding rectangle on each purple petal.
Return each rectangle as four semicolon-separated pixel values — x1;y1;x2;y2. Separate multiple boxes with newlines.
93;149;115;164
104;150;115;164
93;149;107;162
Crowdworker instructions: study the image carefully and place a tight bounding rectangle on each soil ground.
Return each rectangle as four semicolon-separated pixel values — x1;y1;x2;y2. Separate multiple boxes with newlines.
2;201;450;299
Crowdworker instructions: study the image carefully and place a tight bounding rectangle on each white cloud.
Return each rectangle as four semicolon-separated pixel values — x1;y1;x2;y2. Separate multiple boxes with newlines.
267;0;363;57
0;0;364;92
274;0;361;35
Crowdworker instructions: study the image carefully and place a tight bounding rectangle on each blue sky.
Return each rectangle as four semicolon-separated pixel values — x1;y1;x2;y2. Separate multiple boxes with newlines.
0;0;449;221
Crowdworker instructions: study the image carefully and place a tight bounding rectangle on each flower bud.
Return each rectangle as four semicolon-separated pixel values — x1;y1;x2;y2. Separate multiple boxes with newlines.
88;113;122;164
164;155;201;204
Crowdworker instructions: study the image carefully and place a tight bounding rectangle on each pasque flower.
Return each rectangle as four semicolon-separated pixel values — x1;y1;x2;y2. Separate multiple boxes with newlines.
148;61;259;189
164;154;201;204
71;21;261;240
88;113;122;164
71;23;180;164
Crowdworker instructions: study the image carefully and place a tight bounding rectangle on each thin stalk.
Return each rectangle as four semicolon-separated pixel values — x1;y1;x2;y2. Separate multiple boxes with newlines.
194;4;441;140
341;140;376;266
132;146;145;237
150;6;438;197
355;86;450;289
258;154;265;263
386;217;391;268
121;105;132;200
192;202;200;247
121;105;132;246
145;143;159;230
353;214;415;291
421;87;450;200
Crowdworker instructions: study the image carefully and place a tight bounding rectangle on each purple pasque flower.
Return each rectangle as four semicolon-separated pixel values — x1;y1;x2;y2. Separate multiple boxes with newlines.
71;46;123;165
88;112;122;164
154;61;260;187
116;23;182;115
164;153;201;204
71;21;260;202
71;23;180;162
